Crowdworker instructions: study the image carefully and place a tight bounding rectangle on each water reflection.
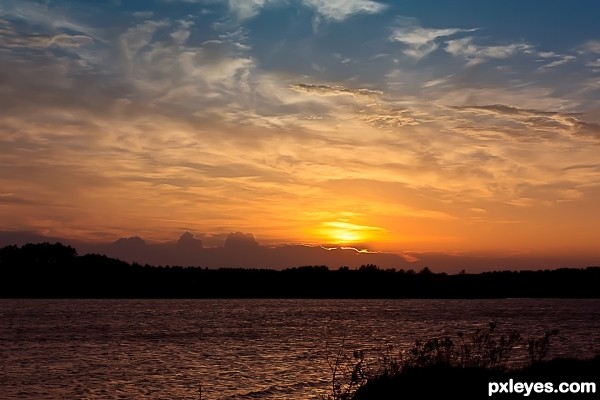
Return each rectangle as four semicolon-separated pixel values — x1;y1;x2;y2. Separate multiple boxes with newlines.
1;299;599;399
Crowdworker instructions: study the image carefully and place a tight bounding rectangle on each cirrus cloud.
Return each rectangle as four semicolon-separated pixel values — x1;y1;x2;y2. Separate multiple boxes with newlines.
302;0;386;21
389;17;477;59
182;0;386;21
445;37;533;66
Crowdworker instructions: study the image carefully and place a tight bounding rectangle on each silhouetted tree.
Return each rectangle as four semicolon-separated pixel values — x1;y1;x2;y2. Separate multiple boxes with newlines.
1;243;599;298
419;267;433;275
359;264;379;272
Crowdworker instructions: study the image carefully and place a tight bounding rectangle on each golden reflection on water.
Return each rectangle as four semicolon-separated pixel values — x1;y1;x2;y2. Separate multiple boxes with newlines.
1;299;599;399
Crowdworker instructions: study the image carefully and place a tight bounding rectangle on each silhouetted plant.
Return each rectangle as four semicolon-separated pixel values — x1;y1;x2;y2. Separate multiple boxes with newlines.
527;329;559;365
323;340;404;400
409;336;454;367
403;322;521;371
325;323;560;400
455;322;521;369
324;337;362;400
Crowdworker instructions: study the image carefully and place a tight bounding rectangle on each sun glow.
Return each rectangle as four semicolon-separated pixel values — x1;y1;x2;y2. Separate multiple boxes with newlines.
330;229;363;243
316;221;384;244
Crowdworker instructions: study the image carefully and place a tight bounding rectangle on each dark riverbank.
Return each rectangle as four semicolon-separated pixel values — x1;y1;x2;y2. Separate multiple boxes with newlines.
1;243;599;298
330;324;599;399
352;356;600;400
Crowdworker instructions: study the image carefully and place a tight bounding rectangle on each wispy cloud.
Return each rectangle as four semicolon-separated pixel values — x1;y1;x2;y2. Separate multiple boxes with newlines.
225;0;279;20
115;18;256;113
581;40;600;54
132;11;154;19
196;0;386;21
389;17;476;59
291;83;382;97
0;31;94;49
537;54;576;71
445;37;532;66
586;58;600;72
0;0;102;39
302;0;386;21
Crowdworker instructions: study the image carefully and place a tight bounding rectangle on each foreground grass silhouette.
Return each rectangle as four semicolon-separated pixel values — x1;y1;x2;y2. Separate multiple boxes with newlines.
351;357;599;400
325;324;599;400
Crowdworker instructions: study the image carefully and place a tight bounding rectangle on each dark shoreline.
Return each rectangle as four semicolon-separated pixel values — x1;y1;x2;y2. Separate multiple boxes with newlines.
2;243;600;298
351;356;600;400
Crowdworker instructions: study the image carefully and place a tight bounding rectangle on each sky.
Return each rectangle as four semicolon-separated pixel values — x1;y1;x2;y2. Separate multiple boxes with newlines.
1;0;600;270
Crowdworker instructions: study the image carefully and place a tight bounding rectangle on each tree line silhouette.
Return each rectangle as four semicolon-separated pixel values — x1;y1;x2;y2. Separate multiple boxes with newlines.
1;242;599;298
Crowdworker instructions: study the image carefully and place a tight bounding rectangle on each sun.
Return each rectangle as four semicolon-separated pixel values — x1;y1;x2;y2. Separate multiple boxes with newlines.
316;221;382;245
329;228;364;244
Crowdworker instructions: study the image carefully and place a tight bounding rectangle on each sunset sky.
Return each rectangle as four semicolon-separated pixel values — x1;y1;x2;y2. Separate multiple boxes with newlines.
2;0;600;269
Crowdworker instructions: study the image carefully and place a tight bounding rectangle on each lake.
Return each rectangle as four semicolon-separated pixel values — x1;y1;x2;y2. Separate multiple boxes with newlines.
1;299;599;399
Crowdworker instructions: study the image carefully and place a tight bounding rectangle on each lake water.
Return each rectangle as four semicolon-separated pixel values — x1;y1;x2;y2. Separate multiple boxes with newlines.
1;299;599;399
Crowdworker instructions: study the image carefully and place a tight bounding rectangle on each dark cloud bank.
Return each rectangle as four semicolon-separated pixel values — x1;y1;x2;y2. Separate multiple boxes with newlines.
1;231;596;273
0;230;404;269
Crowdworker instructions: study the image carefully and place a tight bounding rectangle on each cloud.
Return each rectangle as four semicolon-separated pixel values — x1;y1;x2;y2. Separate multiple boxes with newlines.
225;0;278;20
421;75;453;88
72;231;410;269
445;37;532;66
170;20;194;45
578;40;600;73
302;0;386;21
291;83;382;97
361;112;419;129
0;193;40;205
0;13;108;85
0;0;102;40
586;58;600;71
119;19;170;69
453;104;559;117
0;30;95;49
115;19;256;109
252;74;600;215
572;119;600;140
451;104;599;141
202;0;386;21
132;11;154;19
0;9;282;242
159;0;275;20
389;18;476;59
562;164;600;172
581;40;600;54
224;231;259;249
538;54;576;71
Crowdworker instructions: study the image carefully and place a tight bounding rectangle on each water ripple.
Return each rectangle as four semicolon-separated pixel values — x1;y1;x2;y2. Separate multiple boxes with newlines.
1;299;599;399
